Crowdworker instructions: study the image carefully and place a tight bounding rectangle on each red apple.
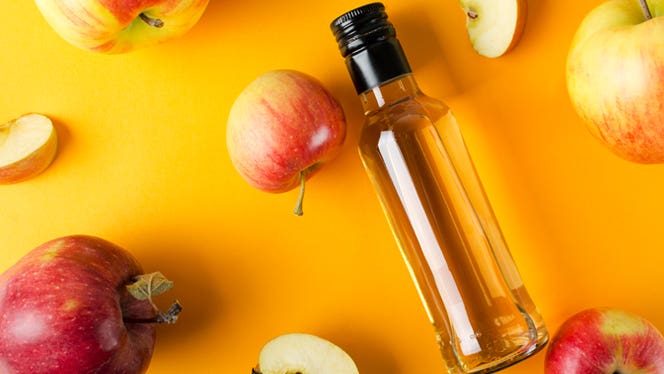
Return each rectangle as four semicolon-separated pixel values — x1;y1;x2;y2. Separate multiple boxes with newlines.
226;70;347;216
545;308;664;373
0;235;181;374
566;0;664;163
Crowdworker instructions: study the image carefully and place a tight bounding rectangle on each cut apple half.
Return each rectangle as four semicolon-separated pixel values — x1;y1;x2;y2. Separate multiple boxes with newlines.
253;333;359;374
0;113;58;184
460;0;527;58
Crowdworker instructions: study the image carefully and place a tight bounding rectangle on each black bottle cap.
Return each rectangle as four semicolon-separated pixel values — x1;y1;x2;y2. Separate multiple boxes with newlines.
331;3;411;94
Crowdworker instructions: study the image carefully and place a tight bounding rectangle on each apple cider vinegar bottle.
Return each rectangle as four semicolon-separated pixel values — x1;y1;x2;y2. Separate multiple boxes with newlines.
331;3;548;373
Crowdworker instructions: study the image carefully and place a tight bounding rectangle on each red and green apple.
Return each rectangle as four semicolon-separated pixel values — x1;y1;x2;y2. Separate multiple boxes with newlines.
226;70;347;216
34;0;210;53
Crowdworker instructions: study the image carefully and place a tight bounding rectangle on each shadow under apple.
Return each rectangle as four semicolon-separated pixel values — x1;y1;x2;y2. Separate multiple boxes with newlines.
390;4;461;99
40;115;71;178
130;237;227;348
317;325;401;374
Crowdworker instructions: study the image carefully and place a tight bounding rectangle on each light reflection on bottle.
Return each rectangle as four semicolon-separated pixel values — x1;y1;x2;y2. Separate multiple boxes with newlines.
378;129;481;356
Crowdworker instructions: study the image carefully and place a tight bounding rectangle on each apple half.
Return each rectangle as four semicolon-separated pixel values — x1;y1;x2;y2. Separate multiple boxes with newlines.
459;0;527;58
252;333;359;374
0;113;58;184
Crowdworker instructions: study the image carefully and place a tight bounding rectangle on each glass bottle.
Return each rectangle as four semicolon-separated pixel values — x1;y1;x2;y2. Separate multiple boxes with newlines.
330;3;548;373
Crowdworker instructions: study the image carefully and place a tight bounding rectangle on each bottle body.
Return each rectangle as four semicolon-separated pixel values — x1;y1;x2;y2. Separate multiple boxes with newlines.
358;75;548;373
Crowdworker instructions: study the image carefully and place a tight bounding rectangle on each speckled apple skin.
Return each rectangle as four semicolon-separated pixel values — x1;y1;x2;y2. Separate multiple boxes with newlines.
34;0;210;54
566;0;664;163
0;235;156;374
545;308;664;373
226;70;347;193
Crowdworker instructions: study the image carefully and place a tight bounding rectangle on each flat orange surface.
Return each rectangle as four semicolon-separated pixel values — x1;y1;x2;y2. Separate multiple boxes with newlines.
1;0;663;373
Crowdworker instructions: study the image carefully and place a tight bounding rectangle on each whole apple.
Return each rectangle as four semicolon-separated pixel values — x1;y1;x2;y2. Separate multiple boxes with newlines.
545;308;664;373
34;0;210;53
0;235;180;374
566;0;664;163
226;70;347;216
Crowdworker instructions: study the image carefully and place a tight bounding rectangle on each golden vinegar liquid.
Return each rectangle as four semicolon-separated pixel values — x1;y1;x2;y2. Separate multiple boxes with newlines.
359;107;544;373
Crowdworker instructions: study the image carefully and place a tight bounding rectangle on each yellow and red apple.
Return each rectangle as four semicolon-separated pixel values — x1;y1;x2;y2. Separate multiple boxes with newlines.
459;0;527;58
567;0;664;163
34;0;210;53
226;70;347;216
0;113;58;184
545;308;664;373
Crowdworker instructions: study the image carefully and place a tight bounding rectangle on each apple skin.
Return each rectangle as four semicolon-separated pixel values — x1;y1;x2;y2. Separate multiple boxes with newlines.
34;0;210;53
0;114;58;184
566;0;664;163
0;235;157;374
545;308;664;373
226;69;346;194
0;137;57;184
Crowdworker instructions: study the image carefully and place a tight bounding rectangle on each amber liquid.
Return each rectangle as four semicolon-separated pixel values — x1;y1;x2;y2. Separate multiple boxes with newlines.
358;78;547;373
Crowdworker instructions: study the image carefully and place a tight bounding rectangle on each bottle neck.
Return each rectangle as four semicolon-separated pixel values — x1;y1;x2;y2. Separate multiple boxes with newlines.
360;73;421;115
345;36;412;95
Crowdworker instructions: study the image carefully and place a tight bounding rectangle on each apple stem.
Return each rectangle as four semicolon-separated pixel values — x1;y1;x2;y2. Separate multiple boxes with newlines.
293;171;306;216
639;0;653;20
125;272;181;324
139;13;165;28
124;300;183;324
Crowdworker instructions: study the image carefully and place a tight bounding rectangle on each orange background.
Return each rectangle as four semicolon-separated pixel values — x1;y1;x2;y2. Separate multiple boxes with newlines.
1;0;663;373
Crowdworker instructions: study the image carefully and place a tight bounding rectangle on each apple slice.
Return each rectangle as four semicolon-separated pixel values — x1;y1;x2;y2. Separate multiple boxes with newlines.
252;333;359;374
459;0;527;58
0;113;58;184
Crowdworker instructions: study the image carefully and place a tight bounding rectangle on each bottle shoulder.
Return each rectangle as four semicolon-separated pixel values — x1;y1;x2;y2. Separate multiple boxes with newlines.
363;93;450;131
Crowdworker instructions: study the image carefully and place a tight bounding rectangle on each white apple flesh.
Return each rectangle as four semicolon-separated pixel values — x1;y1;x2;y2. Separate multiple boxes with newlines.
459;0;527;58
253;333;359;374
0;113;57;184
